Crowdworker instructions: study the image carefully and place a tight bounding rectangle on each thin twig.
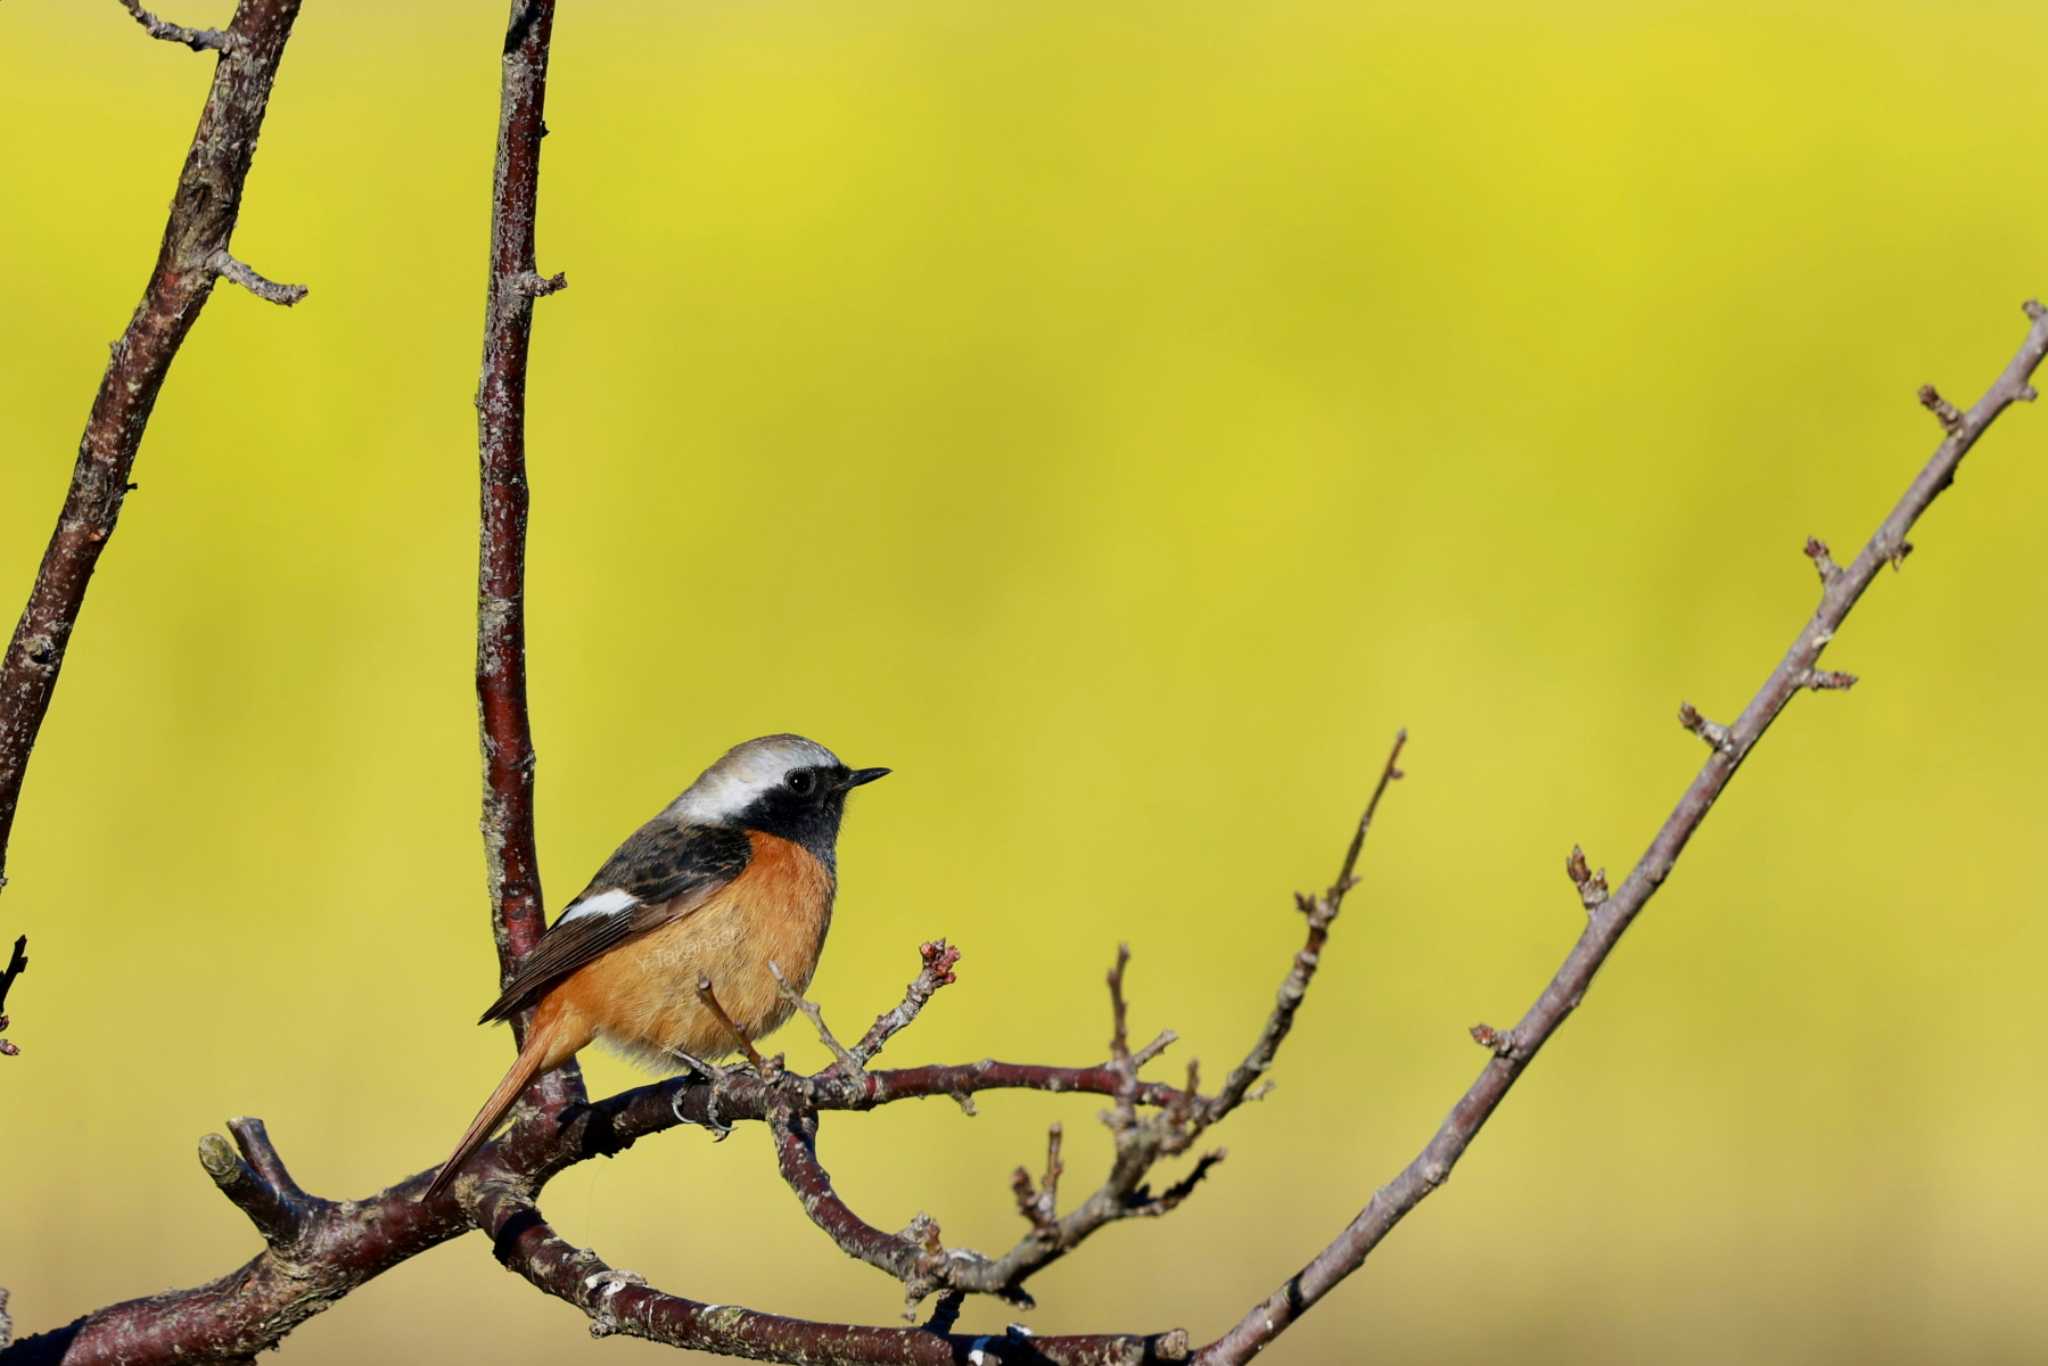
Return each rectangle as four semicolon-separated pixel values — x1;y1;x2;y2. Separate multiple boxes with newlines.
770;961;864;1077
1011;1124;1065;1236
0;935;24;1057
209;249;308;306
851;939;961;1064
1207;730;1406;1119
117;0;230;51
474;1185;1190;1363
1195;299;2048;1365
696;975;767;1072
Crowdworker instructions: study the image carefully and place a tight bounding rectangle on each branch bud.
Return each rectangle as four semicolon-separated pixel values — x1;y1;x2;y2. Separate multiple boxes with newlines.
1918;384;1964;434
1803;536;1839;584
1677;701;1734;754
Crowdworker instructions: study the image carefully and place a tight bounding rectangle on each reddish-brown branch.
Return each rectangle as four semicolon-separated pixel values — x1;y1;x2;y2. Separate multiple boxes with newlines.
850;939;961;1065
746;942;1266;1312
474;1186;1189;1364
1193;301;2048;1365
474;0;563;999
0;938;1219;1364
0;0;304;895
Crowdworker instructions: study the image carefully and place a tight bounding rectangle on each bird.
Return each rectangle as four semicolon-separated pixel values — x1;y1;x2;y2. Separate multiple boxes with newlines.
421;733;889;1202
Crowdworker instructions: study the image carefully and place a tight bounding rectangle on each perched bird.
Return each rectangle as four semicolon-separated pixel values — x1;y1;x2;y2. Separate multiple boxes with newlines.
422;733;888;1201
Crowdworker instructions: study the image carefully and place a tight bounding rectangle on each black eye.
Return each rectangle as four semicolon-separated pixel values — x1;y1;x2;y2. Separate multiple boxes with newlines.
785;770;816;796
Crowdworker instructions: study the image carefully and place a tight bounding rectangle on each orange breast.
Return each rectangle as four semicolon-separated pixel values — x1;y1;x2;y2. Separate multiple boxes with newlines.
553;831;835;1067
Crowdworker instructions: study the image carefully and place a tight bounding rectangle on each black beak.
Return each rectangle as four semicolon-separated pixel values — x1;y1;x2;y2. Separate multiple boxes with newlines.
840;766;891;790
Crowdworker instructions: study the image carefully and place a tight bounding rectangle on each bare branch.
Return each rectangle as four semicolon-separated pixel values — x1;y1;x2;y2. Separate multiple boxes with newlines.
0;935;25;1056
117;0;230;51
1011;1124;1065;1236
196;1119;324;1250
474;0;558;1018
1127;1150;1226;1219
1194;298;2048;1365
0;0;305;896
771;961;863;1077
471;0;585;1111
850;939;961;1065
473;1185;1190;1363
696;975;768;1073
1130;1029;1177;1070
209;249;308;306
1207;730;1407;1119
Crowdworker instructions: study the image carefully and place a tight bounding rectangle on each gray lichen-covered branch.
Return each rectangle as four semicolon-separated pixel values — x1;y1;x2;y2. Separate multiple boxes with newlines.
1193;300;2048;1365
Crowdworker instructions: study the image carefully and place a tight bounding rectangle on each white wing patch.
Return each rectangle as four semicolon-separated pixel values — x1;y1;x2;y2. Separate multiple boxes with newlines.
559;887;640;922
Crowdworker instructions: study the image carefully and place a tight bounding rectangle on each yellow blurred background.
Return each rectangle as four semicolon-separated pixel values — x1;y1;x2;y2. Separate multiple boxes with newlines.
4;1;2046;1361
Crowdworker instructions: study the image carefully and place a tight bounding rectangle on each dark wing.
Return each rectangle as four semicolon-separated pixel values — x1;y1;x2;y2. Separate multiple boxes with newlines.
477;821;752;1024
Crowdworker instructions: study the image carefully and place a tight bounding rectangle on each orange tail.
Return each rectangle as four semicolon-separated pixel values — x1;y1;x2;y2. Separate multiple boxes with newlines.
422;1006;584;1203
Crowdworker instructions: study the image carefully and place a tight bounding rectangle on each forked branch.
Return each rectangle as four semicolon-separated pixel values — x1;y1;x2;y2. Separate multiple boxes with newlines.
4;1;2039;1359
1195;300;2048;1364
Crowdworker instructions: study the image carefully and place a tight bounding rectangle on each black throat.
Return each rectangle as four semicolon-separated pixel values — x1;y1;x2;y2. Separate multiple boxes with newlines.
734;772;849;872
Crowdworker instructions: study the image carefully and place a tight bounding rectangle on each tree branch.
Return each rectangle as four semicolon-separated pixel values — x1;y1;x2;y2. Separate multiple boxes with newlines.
0;939;1222;1362
472;0;585;1120
475;1186;1190;1364
10;0;2036;1357
1207;730;1406;1120
0;0;304;896
0;935;25;1056
194;1118;324;1250
1192;299;2048;1365
208;249;307;306
852;939;961;1064
117;0;231;52
474;0;562;1007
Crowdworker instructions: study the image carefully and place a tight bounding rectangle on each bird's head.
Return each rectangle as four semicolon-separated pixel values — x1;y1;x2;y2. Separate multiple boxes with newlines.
666;733;888;863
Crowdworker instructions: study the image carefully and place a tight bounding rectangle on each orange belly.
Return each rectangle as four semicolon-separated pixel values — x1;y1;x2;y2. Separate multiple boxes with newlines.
542;830;835;1068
